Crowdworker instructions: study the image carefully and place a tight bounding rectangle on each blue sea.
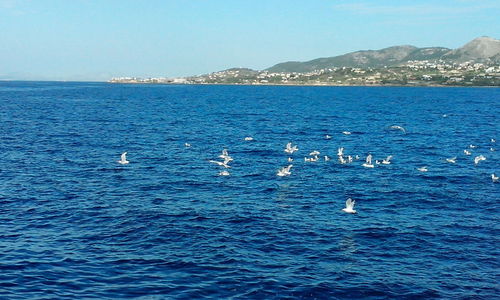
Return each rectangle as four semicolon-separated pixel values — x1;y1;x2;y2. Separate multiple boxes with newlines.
0;81;499;299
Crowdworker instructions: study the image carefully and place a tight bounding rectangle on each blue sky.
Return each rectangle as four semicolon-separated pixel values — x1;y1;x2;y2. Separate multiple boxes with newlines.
1;0;499;81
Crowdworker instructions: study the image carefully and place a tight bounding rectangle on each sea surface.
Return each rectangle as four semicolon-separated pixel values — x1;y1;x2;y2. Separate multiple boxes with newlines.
0;81;499;299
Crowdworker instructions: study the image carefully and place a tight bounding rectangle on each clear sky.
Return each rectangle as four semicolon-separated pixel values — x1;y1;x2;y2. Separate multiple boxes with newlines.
1;0;499;81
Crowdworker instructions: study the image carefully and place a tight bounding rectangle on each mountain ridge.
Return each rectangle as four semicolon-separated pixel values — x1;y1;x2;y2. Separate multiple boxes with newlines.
266;36;500;73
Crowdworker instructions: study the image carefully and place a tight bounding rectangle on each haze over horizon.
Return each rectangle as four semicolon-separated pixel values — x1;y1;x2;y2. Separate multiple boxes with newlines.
1;0;499;81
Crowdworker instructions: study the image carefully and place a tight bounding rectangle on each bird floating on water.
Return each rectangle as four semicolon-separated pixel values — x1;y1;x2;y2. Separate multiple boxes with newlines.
284;142;299;154
342;131;351;135
309;150;320;156
417;166;428;172
118;152;129;165
277;165;293;177
324;155;330;161
218;170;230;176
491;138;496;143
325;135;332;139
474;155;486;165
469;144;477;149
464;149;472;156
342;198;356;214
288;157;293;162
362;154;374;168
390;125;406;134
184;143;191;148
446;157;457;163
244;137;254;141
337;147;344;157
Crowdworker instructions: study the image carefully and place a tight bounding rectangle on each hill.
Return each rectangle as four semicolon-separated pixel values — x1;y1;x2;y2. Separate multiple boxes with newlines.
266;37;500;73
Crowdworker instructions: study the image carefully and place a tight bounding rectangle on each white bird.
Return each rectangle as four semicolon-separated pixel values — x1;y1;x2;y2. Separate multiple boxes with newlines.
309;150;320;156
287;157;293;162
382;155;393;165
325;135;332;139
324;155;330;161
338;155;347;164
277;165;293;177
337;147;344;157
492;174;499;182
184;143;191;148
244;137;254;141
362;154;374;168
469;144;477;149
219;149;233;161
491;138;496;143
118;152;129;164
446;157;457;163
209;158;232;168
474;155;486;165
284;142;299;154
390;125;406;133
342;131;351;135
305;155;319;162
464;149;472;156
417;166;428;172
347;155;353;163
342;198;356;214
490;148;495;152
218;170;230;176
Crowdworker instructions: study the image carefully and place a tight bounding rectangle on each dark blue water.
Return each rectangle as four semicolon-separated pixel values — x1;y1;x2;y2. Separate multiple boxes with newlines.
1;82;499;299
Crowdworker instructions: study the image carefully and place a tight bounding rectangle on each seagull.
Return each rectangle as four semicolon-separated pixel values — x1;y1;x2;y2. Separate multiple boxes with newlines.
390;125;406;134
446;157;457;163
464;149;472;156
347;155;353;163
288;157;293;162
492;174;499;182
325;135;332;139
474;155;486;165
469;144;477;149
118;152;129;164
218;170;230;176
285;142;299;154
219;149;233;161
342;131;351;135
309;150;320;156
491;138;496;143
244;137;254;141
277;165;293;177
184;143;191;148
305;155;319;162
490;148;495;152
381;155;393;165
338;155;347;164
362;154;374;168
342;198;356;214
209;157;232;168
417;166;428;172
324;155;330;161
337;147;344;157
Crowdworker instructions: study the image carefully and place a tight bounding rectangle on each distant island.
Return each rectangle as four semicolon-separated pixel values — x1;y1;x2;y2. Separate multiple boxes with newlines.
110;36;500;87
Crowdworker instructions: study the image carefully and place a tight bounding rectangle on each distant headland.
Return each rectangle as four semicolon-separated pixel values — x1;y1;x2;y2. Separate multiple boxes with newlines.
110;36;500;87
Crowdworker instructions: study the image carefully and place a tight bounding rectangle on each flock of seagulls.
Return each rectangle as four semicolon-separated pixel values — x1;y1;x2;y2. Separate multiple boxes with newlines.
117;126;497;214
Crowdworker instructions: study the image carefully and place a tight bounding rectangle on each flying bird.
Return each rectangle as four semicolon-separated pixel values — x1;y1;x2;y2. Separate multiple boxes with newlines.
118;152;129;165
342;198;356;214
390;125;406;134
277;165;293;177
446;157;457;163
